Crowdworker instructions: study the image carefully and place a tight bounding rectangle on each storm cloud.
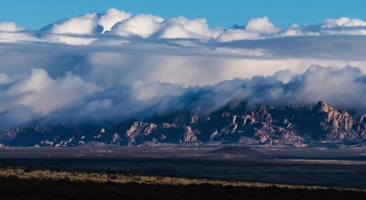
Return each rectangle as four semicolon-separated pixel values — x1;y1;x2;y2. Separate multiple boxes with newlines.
0;8;366;128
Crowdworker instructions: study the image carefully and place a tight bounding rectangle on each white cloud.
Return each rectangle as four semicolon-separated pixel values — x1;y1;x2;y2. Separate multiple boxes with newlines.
216;29;261;42
1;8;365;44
12;68;99;115
49;12;99;35
280;24;304;37
0;32;38;43
316;17;366;36
184;65;366;114
320;28;366;36
217;16;366;42
216;16;280;42
0;22;36;43
98;8;131;33
0;8;365;128
291;65;364;107
111;14;164;38
45;34;97;45
0;22;23;32
246;16;279;34
132;80;184;101
159;17;222;40
322;17;366;28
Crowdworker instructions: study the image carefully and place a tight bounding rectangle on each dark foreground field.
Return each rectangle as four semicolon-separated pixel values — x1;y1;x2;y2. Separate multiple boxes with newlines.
0;166;366;200
2;146;366;188
1;175;366;200
1;146;366;199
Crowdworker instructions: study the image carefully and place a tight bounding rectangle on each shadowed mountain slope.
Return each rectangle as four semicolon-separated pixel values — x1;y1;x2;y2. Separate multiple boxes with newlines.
1;101;366;147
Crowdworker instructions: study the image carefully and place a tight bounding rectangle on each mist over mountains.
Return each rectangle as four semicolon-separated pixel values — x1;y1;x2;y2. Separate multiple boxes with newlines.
1;100;366;147
2;64;366;130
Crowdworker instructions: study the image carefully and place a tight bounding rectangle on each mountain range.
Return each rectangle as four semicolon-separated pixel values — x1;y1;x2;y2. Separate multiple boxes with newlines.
1;100;366;148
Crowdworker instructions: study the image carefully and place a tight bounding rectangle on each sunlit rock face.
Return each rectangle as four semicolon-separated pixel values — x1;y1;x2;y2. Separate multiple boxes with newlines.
1;101;366;147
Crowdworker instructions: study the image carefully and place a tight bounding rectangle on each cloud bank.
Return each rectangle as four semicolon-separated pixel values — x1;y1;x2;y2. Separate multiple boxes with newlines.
0;8;366;128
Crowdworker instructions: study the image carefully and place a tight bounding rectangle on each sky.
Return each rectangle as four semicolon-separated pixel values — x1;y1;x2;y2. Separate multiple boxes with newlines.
0;1;366;128
0;0;365;30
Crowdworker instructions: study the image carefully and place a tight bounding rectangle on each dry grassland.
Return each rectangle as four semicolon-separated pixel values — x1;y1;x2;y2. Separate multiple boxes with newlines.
0;166;364;192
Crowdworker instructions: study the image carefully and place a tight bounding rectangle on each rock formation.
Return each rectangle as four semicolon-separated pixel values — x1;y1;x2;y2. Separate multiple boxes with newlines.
1;101;366;147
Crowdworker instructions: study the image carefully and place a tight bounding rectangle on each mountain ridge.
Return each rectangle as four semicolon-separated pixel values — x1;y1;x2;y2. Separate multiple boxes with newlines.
1;101;366;148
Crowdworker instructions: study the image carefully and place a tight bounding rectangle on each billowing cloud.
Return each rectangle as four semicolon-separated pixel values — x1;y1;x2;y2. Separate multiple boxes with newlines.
0;9;365;44
322;17;366;28
12;68;99;115
0;8;365;128
159;17;222;39
0;22;23;32
217;16;280;42
98;8;131;33
246;16;279;34
139;65;366;116
111;14;164;38
0;22;36;43
48;13;99;35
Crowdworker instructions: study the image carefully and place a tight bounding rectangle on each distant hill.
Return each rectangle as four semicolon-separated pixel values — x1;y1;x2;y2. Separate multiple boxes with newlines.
207;146;261;156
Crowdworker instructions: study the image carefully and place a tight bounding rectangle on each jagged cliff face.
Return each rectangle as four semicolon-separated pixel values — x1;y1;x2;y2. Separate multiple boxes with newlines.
1;101;366;147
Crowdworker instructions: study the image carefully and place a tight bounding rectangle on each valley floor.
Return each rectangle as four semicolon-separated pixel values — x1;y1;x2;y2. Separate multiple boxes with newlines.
0;166;366;200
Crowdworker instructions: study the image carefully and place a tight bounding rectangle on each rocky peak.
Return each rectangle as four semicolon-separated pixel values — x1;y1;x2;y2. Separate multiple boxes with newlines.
314;101;333;113
1;101;366;147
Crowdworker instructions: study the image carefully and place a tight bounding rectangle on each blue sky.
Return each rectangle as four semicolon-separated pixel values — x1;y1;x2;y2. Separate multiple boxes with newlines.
0;0;365;30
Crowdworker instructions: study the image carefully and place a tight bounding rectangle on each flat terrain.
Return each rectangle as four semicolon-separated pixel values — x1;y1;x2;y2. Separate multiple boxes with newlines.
1;146;366;199
1;146;366;188
0;166;366;200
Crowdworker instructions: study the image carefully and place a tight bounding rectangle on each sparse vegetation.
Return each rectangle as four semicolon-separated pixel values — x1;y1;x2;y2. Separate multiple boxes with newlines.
0;166;365;199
